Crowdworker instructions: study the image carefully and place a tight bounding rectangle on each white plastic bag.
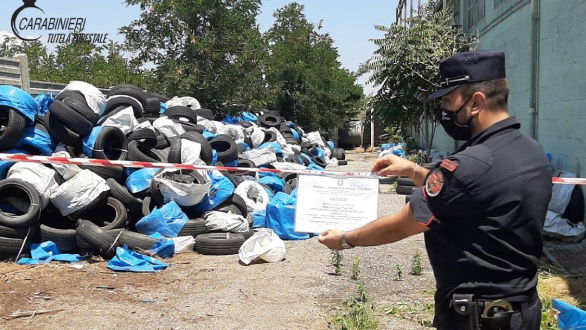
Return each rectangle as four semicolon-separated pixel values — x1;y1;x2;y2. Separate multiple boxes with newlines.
306;131;326;148
100;106;139;135
234;180;269;212
241;148;277;167
50;146;82;181
543;210;586;242
245;126;265;147
239;228;286;265
220;125;245;144
153;117;186;138
203;211;249;233
165;96;201;110
153;169;211;206
270;162;306;171
267;127;287;147
172;236;196;253
50;170;110;216
181;139;205;165
7;163;59;209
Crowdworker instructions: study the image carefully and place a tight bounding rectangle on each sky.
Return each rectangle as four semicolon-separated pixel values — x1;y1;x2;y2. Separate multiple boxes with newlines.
0;0;400;95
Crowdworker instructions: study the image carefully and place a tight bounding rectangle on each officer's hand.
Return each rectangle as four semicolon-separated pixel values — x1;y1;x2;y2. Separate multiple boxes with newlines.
371;154;415;177
317;229;343;250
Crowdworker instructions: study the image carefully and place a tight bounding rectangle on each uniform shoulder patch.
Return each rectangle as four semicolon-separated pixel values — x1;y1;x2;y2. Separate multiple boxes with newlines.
425;169;444;197
440;159;459;172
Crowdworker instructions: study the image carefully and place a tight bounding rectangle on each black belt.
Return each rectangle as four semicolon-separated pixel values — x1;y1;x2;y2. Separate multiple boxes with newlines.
451;289;538;330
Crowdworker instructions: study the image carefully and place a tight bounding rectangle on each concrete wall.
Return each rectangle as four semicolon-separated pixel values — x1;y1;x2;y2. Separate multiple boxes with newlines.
433;0;586;177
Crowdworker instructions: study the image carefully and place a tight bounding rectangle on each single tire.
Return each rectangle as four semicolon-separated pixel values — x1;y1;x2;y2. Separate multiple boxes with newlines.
332;148;346;160
337;160;348;166
76;228;123;256
0;224;35;239
208;229;254;240
178;122;205;134
141;196;161;217
155;134;170;149
0;107;28;150
312;156;327;168
118;230;159;250
194;108;214;121
144;96;161;115
104;95;144;119
50;99;94;137
167;138;182;163
194;232;246;255
40;225;77;253
82;197;128;230
48;112;82;149
165;106;198;123
106;178;142;212
396;185;417;195
0;179;41;227
128;128;158;146
56;91;100;124
75;220;118;259
262;131;277;144
178;218;208;237
127;140;167;162
0;236;32;259
210;135;238;164
90;127;128;160
259;114;282;128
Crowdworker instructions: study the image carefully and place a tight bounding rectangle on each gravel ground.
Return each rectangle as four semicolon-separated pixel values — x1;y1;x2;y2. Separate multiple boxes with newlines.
0;151;435;329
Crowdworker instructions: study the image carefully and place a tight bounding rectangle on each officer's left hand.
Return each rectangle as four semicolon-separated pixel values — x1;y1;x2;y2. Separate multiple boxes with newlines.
317;229;343;250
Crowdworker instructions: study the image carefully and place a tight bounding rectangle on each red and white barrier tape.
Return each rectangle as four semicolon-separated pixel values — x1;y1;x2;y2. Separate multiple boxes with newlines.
1;153;584;184
0;153;378;178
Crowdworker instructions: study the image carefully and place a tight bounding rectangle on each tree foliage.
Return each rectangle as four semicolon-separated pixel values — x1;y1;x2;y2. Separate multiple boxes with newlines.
265;3;363;131
121;0;268;112
364;4;476;147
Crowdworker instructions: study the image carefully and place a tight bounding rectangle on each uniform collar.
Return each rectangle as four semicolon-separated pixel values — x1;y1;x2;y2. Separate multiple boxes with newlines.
457;116;521;151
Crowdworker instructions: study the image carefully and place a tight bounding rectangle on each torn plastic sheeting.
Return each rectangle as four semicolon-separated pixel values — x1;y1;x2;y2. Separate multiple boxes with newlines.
543;210;586;242
181;139;204;165
250;210;267;228
153;116;186;138
245;126;265;147
202;129;215;140
159;102;168;114
291;128;300;141
306;131;326;149
203;211;249;233
234;180;270;213
241;148;277;167
126;168;160;194
0;85;37;122
50;169;110;216
239;228;286;265
267;128;287;147
148;233;175;259
269;162;306;171
135;201;189;238
165;96;201;110
241;112;257;122
7;162;59;209
15;126;55;156
266;192;308;240
82;125;105;157
219;124;245;144
222;113;242;124
257;175;285;192
153;169;211;207
211;149;218;165
17;241;83;265
549;171;576;215
553;299;586;330
327;140;335;150
35;93;55;115
194;171;235;212
198;118;221;134
326;157;339;168
172;236;195;253
100;106;139;135
259;141;283;155
49;148;81;181
307;163;325;171
311;146;326;160
107;245;168;272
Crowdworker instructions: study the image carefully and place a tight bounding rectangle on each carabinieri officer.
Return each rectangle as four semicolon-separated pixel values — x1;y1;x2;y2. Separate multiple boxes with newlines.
318;50;552;330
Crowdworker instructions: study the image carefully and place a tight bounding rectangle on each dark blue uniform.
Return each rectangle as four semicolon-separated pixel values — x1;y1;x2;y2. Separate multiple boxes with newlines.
410;117;552;329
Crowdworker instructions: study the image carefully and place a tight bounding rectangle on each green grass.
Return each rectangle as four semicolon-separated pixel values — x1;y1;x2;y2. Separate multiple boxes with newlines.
333;283;380;330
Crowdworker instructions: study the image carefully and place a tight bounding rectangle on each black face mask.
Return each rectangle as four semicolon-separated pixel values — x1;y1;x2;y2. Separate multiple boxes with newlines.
435;97;473;141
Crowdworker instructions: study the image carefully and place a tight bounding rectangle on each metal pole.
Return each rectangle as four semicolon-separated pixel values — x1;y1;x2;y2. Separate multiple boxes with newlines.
370;109;375;152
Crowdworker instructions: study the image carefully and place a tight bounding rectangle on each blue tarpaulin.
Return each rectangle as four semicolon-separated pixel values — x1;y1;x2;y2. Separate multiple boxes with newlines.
195;172;235;212
35;93;55;115
107;245;168;272
553;299;586;330
0;85;37;122
266;192;308;240
82;126;105;157
15;126;55;155
135;201;189;238
17;241;83;265
126;168;160;194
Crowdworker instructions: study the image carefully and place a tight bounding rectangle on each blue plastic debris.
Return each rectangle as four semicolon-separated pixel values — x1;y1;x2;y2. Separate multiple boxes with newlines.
107;245;168;272
17;241;83;265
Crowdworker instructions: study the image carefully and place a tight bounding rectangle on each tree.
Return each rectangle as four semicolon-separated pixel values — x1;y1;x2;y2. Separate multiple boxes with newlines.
121;0;268;112
364;3;476;150
265;3;363;131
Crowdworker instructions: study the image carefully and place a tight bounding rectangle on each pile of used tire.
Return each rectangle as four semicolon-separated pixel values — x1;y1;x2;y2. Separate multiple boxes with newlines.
0;82;346;260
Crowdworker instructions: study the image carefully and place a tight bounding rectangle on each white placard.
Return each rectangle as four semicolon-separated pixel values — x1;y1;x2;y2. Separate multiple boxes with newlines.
294;174;379;233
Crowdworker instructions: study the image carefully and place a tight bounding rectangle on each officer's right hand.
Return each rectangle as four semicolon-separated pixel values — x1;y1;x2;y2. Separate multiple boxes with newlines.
371;154;415;177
